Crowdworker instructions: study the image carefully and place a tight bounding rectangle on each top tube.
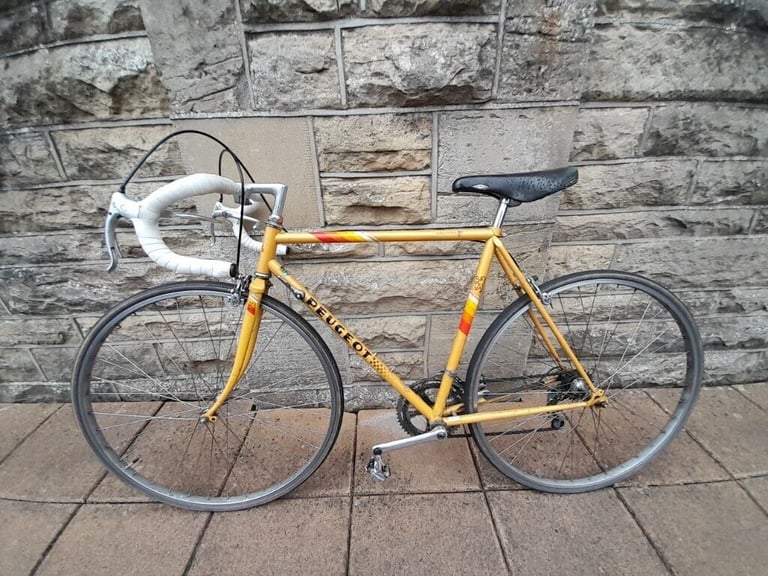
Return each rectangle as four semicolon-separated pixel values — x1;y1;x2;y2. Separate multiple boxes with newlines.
275;228;501;245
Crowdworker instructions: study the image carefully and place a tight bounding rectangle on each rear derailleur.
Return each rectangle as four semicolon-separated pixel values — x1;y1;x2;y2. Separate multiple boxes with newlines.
545;369;596;430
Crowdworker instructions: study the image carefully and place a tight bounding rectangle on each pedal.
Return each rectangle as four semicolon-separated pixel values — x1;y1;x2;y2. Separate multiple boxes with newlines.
366;453;390;481
365;425;448;481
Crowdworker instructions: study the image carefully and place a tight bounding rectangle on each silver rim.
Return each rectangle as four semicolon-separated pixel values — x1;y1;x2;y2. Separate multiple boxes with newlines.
73;282;343;511
467;271;702;492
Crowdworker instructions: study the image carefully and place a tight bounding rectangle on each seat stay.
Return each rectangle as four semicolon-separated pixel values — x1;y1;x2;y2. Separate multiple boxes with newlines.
492;238;600;397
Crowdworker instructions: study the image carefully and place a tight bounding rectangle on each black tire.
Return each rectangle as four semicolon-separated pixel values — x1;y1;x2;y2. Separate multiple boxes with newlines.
72;281;343;511
465;271;703;492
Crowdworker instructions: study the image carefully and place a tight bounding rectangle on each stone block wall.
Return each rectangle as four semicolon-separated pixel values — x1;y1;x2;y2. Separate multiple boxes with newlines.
1;0;766;403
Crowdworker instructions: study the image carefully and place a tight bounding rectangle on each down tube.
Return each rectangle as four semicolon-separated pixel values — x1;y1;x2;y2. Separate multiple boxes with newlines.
267;260;436;421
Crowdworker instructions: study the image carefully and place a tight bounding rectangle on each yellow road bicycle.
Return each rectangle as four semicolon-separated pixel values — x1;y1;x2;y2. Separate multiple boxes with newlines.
72;167;703;511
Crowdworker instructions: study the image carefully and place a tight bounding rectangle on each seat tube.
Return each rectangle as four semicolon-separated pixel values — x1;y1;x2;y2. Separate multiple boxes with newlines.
434;237;497;415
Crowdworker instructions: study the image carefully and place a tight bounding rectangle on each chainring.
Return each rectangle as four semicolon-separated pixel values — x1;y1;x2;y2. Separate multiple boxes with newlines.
396;374;465;436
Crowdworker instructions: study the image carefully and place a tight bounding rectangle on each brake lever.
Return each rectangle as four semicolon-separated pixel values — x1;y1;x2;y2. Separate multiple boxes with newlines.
105;192;142;272
211;201;261;225
104;203;122;272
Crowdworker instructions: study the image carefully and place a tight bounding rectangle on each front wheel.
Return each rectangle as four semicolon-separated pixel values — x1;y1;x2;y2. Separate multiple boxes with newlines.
465;270;703;492
72;281;344;511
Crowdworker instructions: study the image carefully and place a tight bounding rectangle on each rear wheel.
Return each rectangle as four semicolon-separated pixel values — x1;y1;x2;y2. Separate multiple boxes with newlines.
72;281;343;511
465;271;703;492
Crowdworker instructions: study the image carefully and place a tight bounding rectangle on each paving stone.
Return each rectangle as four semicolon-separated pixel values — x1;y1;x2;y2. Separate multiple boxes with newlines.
88;402;356;503
734;381;768;412
472;394;727;490
617;430;729;487
354;409;480;494
487;490;668;575
0;405;107;502
469;440;527;491
36;504;207;576
89;471;152;503
349;493;507;575
655;386;768;477
0;402;60;462
0;500;77;576
188;497;350;576
621;483;768;576
64;402;162;503
476;422;710;492
290;412;356;498
740;475;768;513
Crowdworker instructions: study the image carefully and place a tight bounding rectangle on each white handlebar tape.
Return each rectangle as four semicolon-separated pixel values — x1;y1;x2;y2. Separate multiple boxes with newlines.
133;174;243;277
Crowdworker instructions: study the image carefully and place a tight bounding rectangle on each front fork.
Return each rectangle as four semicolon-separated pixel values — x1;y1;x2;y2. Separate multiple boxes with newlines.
200;228;280;423
200;278;267;422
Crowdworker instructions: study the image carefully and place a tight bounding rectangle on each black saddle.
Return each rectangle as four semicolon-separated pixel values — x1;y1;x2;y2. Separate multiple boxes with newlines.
452;167;578;204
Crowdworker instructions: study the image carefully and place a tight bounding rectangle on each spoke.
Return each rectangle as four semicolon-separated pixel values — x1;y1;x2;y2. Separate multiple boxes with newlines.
247;415;326;448
498;416;550;464
602;325;674;388
199;295;233;388
250;320;287;366
245;365;327;391
219;406;258;497
156;305;218;399
93;410;202;429
92;375;205;410
178;417;204;477
96;349;200;410
594;285;629;375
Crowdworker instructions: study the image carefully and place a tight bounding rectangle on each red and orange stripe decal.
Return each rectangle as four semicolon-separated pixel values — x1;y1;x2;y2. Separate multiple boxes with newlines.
458;293;479;335
311;231;376;243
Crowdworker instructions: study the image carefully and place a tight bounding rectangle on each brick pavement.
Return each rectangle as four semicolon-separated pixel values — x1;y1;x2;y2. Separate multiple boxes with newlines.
1;383;767;576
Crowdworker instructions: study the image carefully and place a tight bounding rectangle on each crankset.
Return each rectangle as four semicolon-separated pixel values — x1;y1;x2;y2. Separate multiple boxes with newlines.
395;374;465;436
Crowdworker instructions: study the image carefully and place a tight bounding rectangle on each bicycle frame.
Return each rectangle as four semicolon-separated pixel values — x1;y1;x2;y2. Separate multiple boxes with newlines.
202;205;605;426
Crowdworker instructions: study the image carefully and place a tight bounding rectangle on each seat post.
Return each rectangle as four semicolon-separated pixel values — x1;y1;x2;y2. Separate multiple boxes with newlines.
493;198;512;228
